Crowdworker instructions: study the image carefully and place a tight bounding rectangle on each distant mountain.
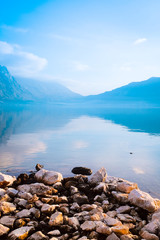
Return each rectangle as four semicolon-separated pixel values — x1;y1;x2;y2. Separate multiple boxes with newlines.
16;77;81;102
86;77;160;104
0;66;81;102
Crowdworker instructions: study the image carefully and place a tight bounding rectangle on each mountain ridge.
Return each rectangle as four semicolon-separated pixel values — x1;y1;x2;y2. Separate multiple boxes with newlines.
0;65;160;104
0;66;81;102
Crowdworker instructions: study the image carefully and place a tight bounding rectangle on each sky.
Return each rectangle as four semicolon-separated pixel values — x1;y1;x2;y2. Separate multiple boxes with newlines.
0;0;160;95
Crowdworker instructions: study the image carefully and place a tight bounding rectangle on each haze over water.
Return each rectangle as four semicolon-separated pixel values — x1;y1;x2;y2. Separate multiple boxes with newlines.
0;104;160;198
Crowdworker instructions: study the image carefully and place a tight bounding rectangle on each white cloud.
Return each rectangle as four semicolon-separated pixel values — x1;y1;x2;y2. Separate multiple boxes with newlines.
1;24;29;33
0;41;48;77
0;41;14;54
134;38;147;45
73;61;90;71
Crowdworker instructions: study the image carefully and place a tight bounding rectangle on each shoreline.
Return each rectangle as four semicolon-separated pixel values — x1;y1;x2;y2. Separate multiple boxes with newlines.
0;166;160;239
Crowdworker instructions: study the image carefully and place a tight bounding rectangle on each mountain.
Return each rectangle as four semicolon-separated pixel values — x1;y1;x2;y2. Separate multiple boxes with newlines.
16;77;81;102
0;66;81;102
86;77;160;104
0;66;32;101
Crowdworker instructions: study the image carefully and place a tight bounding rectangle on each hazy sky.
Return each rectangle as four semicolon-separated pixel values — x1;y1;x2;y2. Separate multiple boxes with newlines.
0;0;160;95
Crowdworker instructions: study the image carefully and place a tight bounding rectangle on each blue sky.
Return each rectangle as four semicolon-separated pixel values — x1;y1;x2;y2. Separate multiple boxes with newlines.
0;0;160;95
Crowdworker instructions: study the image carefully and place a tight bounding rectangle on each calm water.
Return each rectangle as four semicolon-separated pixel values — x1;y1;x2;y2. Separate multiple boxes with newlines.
0;104;160;197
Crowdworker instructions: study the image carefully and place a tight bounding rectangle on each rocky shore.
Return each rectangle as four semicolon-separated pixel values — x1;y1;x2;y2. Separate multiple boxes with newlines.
0;166;160;240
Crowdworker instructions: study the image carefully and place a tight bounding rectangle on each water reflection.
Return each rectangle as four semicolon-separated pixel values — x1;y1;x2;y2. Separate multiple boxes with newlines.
0;104;160;197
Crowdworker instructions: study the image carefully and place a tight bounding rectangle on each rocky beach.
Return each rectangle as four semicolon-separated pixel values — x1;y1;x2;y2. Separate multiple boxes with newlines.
0;166;159;240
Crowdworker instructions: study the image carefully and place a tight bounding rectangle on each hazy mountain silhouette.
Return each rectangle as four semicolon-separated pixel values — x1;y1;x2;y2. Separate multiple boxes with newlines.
0;66;81;102
86;77;160;104
0;66;32;101
1;65;160;105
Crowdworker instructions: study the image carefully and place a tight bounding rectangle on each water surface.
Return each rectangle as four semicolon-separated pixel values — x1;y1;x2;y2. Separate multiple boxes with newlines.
0;104;160;197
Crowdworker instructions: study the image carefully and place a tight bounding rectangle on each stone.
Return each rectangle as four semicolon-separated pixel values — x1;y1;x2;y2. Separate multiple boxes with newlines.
117;214;135;223
94;182;107;193
0;216;16;227
0;223;9;236
0;189;6;197
28;231;49;240
18;192;33;200
90;167;107;184
112;191;129;203
140;230;159;240
141;219;159;234
111;225;129;235
70;186;79;195
78;237;88;240
6;188;18;197
70;202;80;211
0;201;16;214
117;180;138;194
49;212;63;226
81;204;97;211
17;173;29;184
0;172;16;187
8;226;34;240
18;183;52;196
96;225;112;235
68;217;80;229
104;215;122;226
48;230;61;236
41;204;58;214
106;233;120;240
128;189;160;212
120;235;134;240
73;193;89;204
35;169;63;185
16;199;27;208
72;167;92;175
16;209;31;218
81;221;96;231
35;164;44;171
116;206;131;214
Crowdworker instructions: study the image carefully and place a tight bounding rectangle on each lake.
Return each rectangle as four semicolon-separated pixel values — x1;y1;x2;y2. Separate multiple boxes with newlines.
0;103;160;198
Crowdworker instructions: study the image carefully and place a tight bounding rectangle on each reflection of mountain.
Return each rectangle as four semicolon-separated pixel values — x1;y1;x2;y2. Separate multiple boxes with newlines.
0;104;81;144
86;107;160;135
0;105;160;145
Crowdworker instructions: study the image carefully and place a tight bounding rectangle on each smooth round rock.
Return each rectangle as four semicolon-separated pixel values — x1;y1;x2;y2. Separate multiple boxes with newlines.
72;167;92;176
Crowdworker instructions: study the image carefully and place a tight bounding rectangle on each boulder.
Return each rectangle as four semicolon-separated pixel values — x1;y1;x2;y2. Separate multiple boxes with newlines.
111;225;129;235
81;221;96;231
41;204;58;214
117;180;138;194
0;216;16;227
28;231;49;240
106;233;120;240
17;183;52;196
128;189;160;212
89;167;107;185
0;189;6;197
35;169;63;185
0;223;9;236
49;212;63;226
0;172;16;187
0;201;16;214
71;167;92;175
8;226;34;240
